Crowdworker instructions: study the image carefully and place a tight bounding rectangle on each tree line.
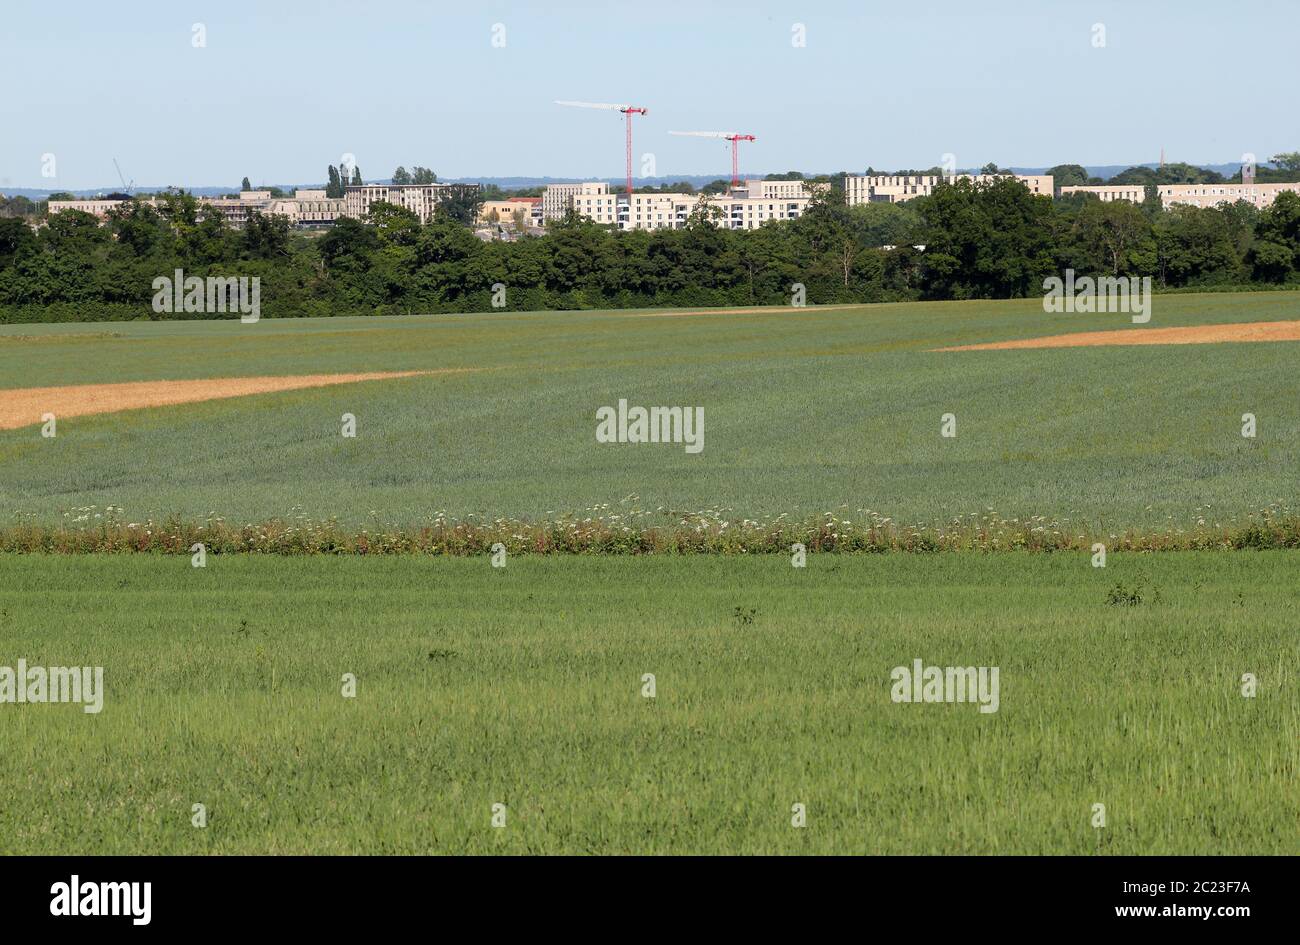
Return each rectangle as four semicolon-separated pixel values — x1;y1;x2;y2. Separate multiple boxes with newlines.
1;178;1298;323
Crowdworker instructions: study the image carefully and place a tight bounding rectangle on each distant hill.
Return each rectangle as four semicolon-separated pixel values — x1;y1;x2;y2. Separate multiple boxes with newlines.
0;163;1277;199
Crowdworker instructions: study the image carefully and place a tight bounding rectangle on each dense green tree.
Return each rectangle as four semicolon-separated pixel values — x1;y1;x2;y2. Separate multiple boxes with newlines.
240;211;290;260
0;217;38;266
1046;164;1089;189
1271;152;1300;172
910;177;1055;299
5;174;1298;323
391;166;412;185
366;201;421;246
435;186;484;226
1248;191;1300;281
241;176;252;192
1074;199;1156;276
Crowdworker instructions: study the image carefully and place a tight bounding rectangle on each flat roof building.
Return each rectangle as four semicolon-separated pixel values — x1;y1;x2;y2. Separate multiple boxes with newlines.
555;179;820;231
844;173;1054;205
343;182;480;224
1060;181;1300;210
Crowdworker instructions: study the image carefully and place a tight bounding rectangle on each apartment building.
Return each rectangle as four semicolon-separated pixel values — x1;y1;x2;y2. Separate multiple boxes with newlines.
268;189;344;226
344;182;480;223
541;182;585;221
199;190;275;227
1057;184;1146;204
554;179;819;231
844;173;1054;205
46;189;341;228
46;196;140;219
479;197;543;228
1061;181;1300;210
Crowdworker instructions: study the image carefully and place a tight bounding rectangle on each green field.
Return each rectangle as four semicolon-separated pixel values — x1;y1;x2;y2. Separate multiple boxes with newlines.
3;290;1299;530
1;553;1295;855
2;293;1298;856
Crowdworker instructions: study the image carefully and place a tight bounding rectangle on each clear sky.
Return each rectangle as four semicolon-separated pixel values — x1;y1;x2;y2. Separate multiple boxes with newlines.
2;0;1297;190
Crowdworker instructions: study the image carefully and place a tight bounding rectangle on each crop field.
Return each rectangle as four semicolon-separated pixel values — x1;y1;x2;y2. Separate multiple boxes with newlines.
2;290;1299;530
1;291;1298;856
0;553;1295;855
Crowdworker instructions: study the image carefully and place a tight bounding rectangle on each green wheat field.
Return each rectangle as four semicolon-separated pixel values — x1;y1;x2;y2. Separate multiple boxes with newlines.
1;292;1297;854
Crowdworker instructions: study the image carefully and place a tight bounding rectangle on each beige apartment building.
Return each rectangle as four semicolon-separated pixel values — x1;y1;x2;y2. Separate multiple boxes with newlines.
479;197;542;228
45;197;140;219
1061;181;1300;210
47;189;341;228
268;189;343;225
1057;184;1146;204
844;173;1054;205
343;182;480;223
555;179;819;231
199;190;275;227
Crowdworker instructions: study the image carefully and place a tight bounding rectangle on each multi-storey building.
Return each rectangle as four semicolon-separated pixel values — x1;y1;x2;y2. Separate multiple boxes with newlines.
343;182;480;223
48;189;344;228
844;173;1054;205
553;179;819;231
541;182;584;221
268;189;344;226
1060;181;1300;210
1057;184;1146;204
479;197;543;228
45;196;140;219
199;190;275;227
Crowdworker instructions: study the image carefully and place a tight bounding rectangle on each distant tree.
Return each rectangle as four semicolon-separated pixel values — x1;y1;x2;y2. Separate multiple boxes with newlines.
911;176;1057;298
391;166;412;185
351;166;363;186
686;194;724;229
1248;190;1300;281
1076;198;1156;275
240;211;290;259
46;191;77;201
1046;164;1090;189
0;216;38;266
701;179;730;195
411;166;437;185
326;165;343;198
1110;163;1223;186
318;217;379;272
980;162;1002;175
241;176;252;192
105;200;167;256
1271;152;1300;172
365;201;421;245
1;195;40;218
435;186;483;226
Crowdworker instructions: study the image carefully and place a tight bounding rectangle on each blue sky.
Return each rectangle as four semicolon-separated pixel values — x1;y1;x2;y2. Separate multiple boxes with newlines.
2;0;1297;190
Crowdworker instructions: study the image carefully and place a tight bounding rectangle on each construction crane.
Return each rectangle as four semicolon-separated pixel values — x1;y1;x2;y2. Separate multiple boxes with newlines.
669;131;756;189
555;100;648;197
112;158;134;195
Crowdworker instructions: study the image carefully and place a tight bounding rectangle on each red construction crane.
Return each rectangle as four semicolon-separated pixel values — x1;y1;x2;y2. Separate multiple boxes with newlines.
556;100;649;196
669;131;757;189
